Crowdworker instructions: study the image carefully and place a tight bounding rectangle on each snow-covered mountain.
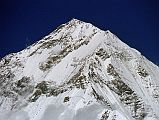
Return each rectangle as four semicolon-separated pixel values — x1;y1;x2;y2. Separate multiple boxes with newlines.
0;19;159;120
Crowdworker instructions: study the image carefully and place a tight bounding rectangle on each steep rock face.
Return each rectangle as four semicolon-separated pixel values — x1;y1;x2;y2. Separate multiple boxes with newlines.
0;19;159;120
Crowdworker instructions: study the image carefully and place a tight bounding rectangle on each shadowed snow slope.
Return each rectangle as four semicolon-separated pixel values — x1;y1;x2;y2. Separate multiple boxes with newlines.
0;19;159;120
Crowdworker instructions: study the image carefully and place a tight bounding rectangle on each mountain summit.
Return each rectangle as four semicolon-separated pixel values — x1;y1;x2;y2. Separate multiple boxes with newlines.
0;19;159;120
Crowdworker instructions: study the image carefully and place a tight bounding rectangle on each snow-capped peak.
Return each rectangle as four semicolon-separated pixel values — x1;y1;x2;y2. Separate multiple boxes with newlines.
0;19;159;120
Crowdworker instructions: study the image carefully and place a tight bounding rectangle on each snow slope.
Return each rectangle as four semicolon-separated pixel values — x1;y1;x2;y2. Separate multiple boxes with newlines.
0;19;159;120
